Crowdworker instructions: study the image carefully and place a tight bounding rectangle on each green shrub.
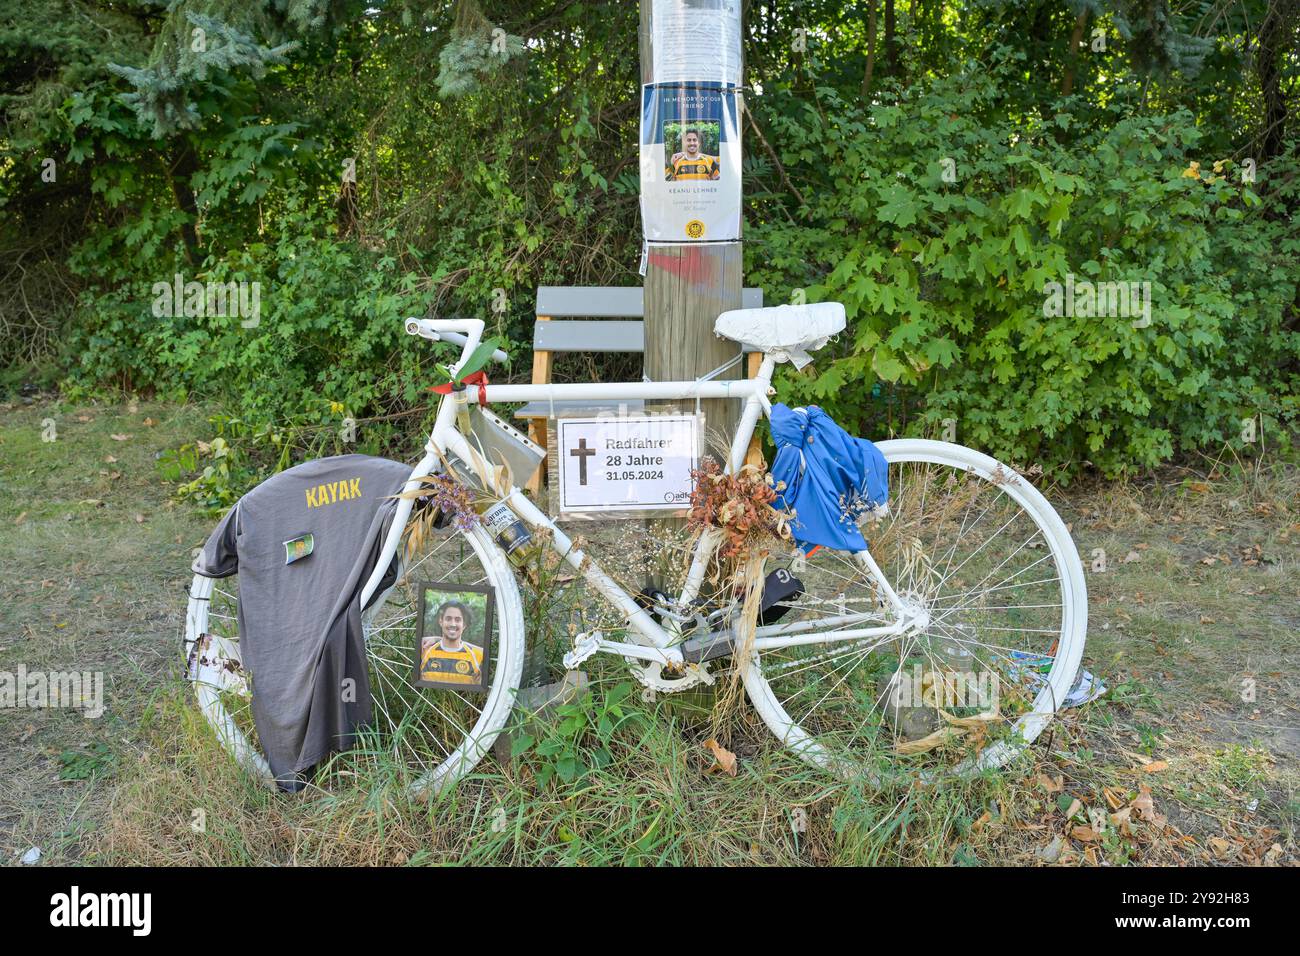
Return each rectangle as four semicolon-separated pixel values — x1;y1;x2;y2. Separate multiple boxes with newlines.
747;73;1299;476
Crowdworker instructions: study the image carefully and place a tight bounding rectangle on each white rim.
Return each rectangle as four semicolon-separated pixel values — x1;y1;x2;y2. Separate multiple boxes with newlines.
743;438;1088;780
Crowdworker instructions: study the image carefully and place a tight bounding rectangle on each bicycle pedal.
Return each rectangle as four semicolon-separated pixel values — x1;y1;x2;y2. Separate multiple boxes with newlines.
562;632;603;669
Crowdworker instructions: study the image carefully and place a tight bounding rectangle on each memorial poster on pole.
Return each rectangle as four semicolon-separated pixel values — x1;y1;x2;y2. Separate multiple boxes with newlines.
639;82;742;242
651;0;743;87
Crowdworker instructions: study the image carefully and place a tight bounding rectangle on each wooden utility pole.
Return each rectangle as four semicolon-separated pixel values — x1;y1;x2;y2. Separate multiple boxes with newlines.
638;1;745;597
638;1;744;457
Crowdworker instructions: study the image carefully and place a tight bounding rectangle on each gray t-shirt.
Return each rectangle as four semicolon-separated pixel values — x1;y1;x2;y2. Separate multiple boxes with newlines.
193;454;414;787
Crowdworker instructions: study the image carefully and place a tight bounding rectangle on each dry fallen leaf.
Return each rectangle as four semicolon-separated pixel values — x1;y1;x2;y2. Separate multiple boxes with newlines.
1037;773;1063;793
1131;787;1154;817
703;739;737;776
1129;785;1167;828
110;433;131;441
1103;786;1127;811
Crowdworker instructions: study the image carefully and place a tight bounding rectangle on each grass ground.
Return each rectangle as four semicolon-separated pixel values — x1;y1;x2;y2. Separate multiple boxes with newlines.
1;396;1296;866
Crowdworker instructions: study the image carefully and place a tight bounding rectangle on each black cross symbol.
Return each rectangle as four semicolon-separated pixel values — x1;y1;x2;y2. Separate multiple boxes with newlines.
569;437;596;485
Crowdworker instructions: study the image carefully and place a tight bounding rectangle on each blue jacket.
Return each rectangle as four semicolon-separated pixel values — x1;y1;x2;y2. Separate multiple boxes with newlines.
769;404;889;553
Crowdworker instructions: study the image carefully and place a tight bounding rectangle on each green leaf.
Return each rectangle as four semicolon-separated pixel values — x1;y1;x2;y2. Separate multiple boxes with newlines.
876;184;919;227
606;681;634;705
453;336;502;383
872;350;907;382
536;739;564;757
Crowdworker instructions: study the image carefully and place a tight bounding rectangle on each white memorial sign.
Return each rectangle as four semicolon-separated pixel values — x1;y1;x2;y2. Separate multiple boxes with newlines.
652;0;743;87
557;414;699;515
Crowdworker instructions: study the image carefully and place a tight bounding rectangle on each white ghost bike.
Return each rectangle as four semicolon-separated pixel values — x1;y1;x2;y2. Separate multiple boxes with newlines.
185;305;1087;795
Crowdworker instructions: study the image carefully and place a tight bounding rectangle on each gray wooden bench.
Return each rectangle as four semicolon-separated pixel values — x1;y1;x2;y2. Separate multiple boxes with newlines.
520;285;765;491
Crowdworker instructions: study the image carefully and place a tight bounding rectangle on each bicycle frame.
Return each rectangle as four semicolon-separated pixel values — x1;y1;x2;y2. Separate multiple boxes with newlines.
359;319;916;670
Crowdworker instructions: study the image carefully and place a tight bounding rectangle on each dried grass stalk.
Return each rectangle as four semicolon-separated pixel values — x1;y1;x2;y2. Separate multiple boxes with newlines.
892;700;1002;755
709;551;768;736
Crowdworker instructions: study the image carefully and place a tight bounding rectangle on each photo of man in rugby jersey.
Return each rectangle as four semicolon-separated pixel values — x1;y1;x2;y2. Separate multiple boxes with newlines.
414;586;493;692
665;126;721;181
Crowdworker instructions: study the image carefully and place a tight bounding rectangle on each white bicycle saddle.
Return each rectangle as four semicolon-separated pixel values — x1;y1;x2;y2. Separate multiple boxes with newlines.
714;302;846;368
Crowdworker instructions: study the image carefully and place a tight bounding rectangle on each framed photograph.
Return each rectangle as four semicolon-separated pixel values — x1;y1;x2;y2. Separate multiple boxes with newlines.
413;582;495;693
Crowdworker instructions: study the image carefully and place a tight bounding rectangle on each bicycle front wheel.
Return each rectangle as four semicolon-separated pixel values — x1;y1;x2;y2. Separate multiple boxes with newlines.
186;515;524;797
743;439;1088;783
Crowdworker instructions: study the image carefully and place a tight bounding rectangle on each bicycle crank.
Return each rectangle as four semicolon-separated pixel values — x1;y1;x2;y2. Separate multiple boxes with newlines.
631;658;715;693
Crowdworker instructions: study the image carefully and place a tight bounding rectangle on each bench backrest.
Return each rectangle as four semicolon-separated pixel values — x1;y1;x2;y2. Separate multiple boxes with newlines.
536;286;763;318
534;286;764;352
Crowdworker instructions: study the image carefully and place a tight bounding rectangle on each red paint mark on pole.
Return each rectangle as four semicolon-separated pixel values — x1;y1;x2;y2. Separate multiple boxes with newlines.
647;246;715;287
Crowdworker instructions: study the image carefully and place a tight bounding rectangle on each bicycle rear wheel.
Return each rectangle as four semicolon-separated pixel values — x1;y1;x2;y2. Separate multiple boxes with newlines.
743;439;1087;782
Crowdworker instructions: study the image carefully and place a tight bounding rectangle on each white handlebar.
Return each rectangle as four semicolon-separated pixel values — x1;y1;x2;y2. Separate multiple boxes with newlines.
437;330;510;364
404;318;509;364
